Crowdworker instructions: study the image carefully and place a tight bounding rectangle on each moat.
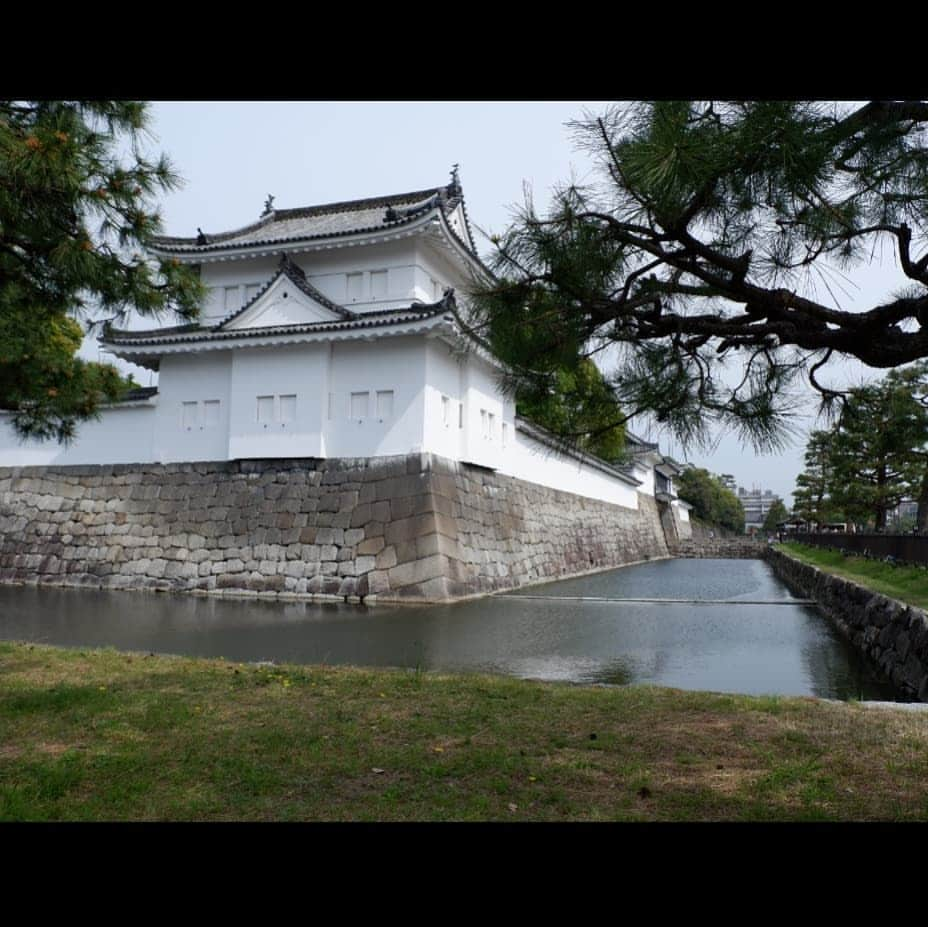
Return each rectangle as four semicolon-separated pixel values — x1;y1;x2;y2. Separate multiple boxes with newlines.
0;558;906;701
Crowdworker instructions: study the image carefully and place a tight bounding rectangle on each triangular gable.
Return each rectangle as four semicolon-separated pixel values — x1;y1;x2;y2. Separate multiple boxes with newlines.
220;258;353;331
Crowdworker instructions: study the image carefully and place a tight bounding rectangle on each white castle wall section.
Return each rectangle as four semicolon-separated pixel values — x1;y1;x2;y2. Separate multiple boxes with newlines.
413;240;475;307
306;241;425;312
323;338;427;459
198;239;474;322
200;255;279;323
422;338;464;464
0;406;156;466
499;429;640;510
154;351;232;462
458;351;506;471
227;343;328;460
630;459;655;496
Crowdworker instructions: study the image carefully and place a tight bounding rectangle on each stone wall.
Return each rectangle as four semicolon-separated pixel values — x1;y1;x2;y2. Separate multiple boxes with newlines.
769;548;928;701
670;537;769;559
0;454;670;603
658;502;691;545
688;517;742;540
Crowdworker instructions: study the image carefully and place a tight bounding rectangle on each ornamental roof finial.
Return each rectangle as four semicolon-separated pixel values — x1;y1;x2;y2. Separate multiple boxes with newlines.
262;194;275;216
447;164;461;196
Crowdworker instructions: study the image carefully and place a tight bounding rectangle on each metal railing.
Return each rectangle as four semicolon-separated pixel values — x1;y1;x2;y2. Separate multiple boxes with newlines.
786;531;928;566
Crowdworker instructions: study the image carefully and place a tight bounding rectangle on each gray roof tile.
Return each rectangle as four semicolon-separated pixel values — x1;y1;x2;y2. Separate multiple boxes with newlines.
101;291;458;348
151;186;468;254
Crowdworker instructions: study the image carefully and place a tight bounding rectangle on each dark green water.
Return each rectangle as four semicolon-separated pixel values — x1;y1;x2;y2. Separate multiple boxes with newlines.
0;558;906;701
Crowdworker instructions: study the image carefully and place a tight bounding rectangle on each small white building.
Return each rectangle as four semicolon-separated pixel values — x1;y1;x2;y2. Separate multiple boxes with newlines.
0;173;689;520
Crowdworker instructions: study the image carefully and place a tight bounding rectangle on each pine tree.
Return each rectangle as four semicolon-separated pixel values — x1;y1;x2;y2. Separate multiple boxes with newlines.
792;430;841;526
514;358;626;460
469;101;928;452
827;380;927;530
0;101;204;442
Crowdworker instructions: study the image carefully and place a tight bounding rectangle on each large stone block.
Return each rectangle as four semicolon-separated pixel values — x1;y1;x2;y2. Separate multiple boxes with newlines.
344;528;365;546
384;514;434;547
388;554;448;590
357;536;385;556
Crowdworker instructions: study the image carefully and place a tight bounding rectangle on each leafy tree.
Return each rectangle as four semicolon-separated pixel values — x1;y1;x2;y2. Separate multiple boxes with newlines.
0;312;140;437
469;101;928;452
762;499;790;532
515;358;626;460
676;467;745;533
827;378;927;530
0;101;204;442
792;430;844;526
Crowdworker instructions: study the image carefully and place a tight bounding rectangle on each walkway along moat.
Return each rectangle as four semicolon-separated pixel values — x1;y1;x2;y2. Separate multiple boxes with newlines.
0;557;907;701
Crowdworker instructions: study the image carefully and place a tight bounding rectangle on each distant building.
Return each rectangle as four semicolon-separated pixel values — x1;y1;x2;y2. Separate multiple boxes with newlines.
737;486;783;535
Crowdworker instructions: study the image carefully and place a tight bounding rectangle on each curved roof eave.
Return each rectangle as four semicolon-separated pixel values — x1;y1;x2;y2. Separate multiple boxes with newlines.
430;208;495;285
147;214;434;262
102;314;457;368
100;292;458;352
149;186;446;250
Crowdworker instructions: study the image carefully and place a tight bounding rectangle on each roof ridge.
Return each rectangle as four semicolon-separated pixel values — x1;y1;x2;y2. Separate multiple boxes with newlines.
275;186;444;219
151;186;446;247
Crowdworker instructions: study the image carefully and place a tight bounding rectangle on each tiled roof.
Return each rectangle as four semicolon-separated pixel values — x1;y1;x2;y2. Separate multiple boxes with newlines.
101;290;457;348
150;184;471;255
625;430;660;452
120;386;159;402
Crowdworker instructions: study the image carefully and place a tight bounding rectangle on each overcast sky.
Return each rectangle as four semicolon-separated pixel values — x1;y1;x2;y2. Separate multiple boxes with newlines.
87;101;912;507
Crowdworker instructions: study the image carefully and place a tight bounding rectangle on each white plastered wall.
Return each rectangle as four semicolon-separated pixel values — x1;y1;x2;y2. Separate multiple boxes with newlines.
199;239;464;321
200;255;279;324
226;343;327;459
0;406;157;466
323;337;427;458
631;459;656;496
153;351;232;462
498;428;641;510
458;351;505;470
422;338;464;462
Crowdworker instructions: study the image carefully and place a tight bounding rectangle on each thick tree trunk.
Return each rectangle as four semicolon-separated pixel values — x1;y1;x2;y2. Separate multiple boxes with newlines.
875;505;887;532
875;465;887;532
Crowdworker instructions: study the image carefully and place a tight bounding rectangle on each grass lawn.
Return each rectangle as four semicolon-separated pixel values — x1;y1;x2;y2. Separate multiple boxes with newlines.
778;542;928;610
2;640;928;821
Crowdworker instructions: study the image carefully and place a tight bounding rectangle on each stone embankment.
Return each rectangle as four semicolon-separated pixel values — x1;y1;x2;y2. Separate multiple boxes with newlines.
769;547;928;702
0;453;670;603
671;537;769;559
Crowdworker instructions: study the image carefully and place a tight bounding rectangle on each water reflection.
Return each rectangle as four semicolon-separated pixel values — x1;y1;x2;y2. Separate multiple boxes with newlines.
0;559;908;701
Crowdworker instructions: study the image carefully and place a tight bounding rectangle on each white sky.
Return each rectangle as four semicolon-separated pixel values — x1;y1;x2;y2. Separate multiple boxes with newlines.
85;101;913;508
